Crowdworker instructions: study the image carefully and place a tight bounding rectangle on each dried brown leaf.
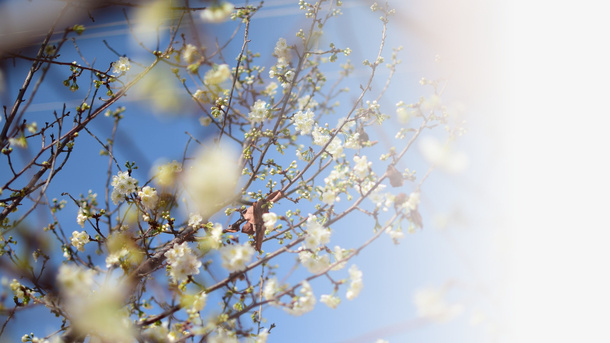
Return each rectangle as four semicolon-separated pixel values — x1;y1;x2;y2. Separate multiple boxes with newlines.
387;165;404;187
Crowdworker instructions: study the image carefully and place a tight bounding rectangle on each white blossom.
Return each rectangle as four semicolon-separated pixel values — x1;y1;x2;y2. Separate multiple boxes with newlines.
106;247;129;268
262;212;278;229
331;246;349;271
153;160;182;187
112;56;130;74
143;322;171;343
10;279;25;300
189;291;208;312
312;125;330;146
164;242;202;283
346;264;363;300
421;94;441;112
396;105;415;124
263;82;278;96
182;44;199;64
219;243;256;272
255;329;269;343
419;136;468;173
249;99;268;123
57;264;95;296
385;227;405;244
76;206;88;228
285;281;316;316
344;132;361;149
209;223;224;245
353;155;371;179
336;116;356;132
303;215;331;250
263;277;280;304
200;2;234;23
326;137;344;159
182;145;239;218
299;250;331;274
70;231;90;252
320;294;341;309
138;185;159;211
403;191;420;211
292;109;315;135
204;64;231;85
188;213;203;228
297;95;318;110
273;38;291;67
321;189;337;205
111;171;137;205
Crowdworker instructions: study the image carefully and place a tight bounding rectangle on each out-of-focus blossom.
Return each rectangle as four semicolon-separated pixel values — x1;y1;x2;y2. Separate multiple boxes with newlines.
320;294;341;309
303;215;331;250
204;64;231;85
200;2;234;23
346;264;363;300
182;144;240;218
413;287;463;321
285;281;316;316
273;38;291;67
262;212;278;229
419;136;468;173
153;160;182;188
219;243;256;272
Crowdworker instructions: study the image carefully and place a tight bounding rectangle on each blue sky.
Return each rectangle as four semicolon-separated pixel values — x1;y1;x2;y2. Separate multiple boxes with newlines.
0;0;505;342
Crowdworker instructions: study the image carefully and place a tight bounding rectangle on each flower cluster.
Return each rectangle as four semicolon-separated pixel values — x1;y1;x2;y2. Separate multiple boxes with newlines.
263;277;280;305
70;231;90;252
326;137;344;160
299;250;330;274
182;145;240;217
346;264;363;300
138;185;158;211
273;38;290;67
57;264;95;296
188;213;203;228
106;246;130;268
297;95;318;110
204;64;231;85
311;125;330;146
111;171;137;205
285;281;316;316
200;1;234;23
320;294;341;309
248;99;268;123
292;109;315;135
76;206;88;227
154;160;182;187
182;44;200;64
303;215;331;250
262;212;278;229
219;243;256;272
10;279;25;301
164;242;202;283
112;56;130;74
353;155;371;179
385;227;405;244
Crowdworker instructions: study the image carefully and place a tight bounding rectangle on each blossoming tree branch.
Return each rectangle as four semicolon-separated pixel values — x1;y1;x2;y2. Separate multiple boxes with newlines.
0;0;465;342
